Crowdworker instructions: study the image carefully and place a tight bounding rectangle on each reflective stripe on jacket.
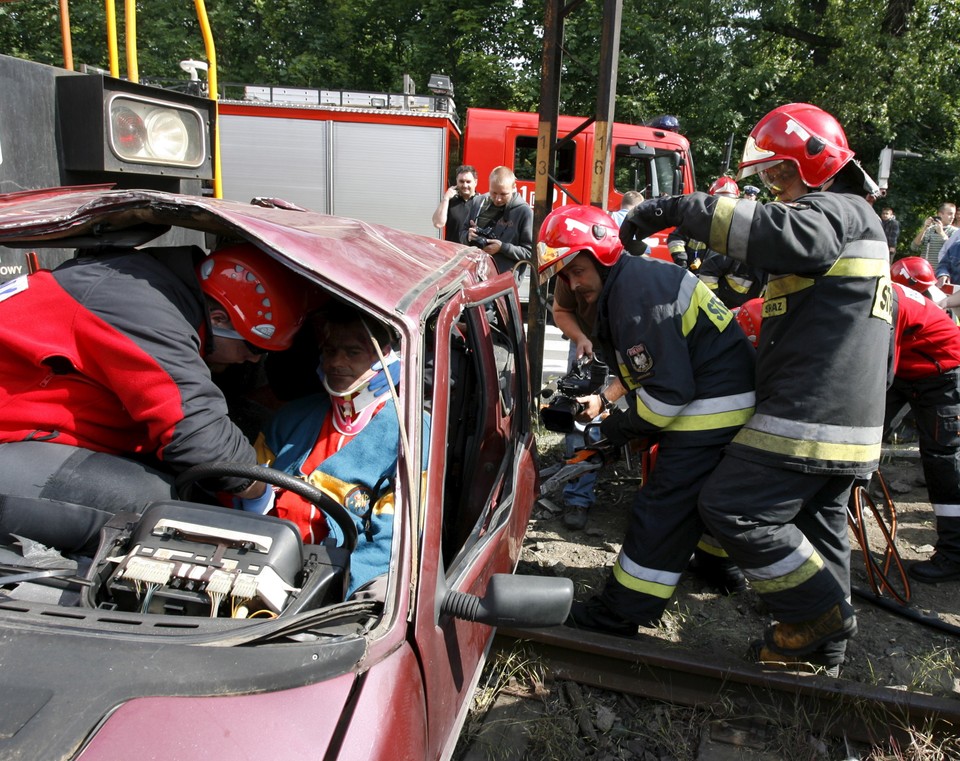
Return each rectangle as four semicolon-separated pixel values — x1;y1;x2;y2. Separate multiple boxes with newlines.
596;255;756;446
672;189;891;474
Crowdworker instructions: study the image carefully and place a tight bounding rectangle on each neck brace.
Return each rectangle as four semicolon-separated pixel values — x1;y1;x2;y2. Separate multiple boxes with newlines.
318;350;398;434
322;376;380;434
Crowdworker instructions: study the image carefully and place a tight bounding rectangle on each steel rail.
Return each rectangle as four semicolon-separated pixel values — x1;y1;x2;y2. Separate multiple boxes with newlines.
496;625;960;745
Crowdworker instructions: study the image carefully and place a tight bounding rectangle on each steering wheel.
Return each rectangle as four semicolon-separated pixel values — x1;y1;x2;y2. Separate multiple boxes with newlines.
174;462;359;552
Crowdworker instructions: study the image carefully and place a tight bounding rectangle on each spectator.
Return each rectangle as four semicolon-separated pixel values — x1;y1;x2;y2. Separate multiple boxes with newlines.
910;203;957;266
245;302;428;597
432;165;478;243
540;205;755;636
623;103;890;674
742;185;761;200
460;166;534;274
935;234;960;287
880;206;900;259
0;242;310;520
610;191;644;227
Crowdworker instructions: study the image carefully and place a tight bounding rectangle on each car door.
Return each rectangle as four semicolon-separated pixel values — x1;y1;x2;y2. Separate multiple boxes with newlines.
411;273;537;760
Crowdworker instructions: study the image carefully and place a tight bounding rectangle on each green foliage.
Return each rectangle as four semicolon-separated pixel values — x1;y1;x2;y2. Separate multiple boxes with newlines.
4;0;960;222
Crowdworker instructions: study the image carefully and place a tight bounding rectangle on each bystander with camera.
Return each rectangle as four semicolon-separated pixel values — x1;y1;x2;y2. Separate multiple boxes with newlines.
460;166;533;273
910;203;957;267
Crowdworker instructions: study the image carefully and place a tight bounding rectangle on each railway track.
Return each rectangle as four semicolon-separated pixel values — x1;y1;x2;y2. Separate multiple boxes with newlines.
493;624;960;747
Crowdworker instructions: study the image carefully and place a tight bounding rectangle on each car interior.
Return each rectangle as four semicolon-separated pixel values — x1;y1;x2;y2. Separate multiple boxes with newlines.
0;235;531;638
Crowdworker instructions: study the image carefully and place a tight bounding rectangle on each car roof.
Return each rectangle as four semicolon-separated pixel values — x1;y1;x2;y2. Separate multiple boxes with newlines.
0;186;485;320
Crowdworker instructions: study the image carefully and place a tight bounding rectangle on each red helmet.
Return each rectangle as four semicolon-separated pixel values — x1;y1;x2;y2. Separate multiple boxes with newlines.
738;103;855;188
197;242;309;351
891;256;937;292
537;205;623;283
733;297;764;349
708;176;740;198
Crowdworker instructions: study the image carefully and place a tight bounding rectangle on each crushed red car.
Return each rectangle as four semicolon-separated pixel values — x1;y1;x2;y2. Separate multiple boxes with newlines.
0;187;572;761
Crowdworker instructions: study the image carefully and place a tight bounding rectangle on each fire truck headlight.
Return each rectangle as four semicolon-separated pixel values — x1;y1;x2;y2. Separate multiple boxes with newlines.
144;109;190;162
108;95;206;168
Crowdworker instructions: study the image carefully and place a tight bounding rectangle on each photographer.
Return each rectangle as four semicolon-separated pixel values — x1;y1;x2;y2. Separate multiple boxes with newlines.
910;203;957;266
460;166;533;273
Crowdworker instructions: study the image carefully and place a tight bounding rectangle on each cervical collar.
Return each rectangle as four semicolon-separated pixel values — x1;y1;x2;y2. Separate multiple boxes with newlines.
320;350;398;435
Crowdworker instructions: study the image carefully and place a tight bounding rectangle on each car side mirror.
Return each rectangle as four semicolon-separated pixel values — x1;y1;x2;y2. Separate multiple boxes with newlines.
440;573;573;627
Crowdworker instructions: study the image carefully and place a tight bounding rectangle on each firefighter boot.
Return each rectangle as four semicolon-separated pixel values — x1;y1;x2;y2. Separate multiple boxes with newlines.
688;548;748;595
762;602;857;657
908;553;960;583
566;596;640;638
748;640;841;678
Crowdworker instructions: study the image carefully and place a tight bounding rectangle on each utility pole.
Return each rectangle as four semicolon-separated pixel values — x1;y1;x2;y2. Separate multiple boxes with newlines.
528;0;623;401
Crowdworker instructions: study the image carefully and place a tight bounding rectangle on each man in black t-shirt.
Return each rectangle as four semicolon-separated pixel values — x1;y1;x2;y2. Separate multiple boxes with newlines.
432;165;478;242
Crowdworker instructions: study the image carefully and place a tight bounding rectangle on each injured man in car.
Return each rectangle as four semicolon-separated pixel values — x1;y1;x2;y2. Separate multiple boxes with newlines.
242;301;429;599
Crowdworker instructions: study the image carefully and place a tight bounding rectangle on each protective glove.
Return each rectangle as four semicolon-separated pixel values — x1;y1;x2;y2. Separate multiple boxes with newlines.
619;197;682;254
368;353;401;397
598;408;632;448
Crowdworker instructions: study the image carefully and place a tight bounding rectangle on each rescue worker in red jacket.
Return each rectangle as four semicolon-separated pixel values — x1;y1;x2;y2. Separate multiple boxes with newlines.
887;278;960;582
621;103;891;672
539;205;756;635
0;241;310;546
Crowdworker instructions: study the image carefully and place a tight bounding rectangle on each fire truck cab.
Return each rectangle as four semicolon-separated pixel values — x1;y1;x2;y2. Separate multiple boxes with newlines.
462;107;696;259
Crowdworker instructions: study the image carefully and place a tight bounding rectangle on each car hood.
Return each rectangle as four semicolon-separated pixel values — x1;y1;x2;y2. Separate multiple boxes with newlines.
0;619;366;760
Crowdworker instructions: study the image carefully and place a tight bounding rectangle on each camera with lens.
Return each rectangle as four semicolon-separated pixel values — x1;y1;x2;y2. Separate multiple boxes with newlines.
469;225;496;249
540;356;609;433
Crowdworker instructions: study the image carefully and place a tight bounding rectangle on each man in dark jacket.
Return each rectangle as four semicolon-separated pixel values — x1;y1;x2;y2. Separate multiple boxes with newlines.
0;242;310;533
460;166;533;273
622;103;891;673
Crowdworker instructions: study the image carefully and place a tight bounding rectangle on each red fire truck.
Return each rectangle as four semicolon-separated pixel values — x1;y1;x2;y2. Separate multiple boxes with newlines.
214;88;697;256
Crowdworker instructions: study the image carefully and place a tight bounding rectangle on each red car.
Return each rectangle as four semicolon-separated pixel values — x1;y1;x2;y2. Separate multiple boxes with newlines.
0;187;571;760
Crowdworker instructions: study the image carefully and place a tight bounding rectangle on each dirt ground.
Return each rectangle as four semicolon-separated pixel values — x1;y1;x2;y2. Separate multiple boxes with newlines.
524;432;960;695
455;435;960;760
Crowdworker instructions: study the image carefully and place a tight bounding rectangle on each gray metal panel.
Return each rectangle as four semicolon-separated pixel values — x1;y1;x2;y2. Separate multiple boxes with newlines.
219;114;329;212
330;122;443;237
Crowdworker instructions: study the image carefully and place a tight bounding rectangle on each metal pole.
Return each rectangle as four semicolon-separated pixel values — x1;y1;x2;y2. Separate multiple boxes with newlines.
590;0;622;209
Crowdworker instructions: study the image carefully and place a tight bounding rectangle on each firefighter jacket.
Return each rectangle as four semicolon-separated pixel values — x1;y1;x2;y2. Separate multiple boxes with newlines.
696;251;767;309
892;284;960;381
666;230;707;269
0;247;257;493
625;188;891;475
595;255;756;448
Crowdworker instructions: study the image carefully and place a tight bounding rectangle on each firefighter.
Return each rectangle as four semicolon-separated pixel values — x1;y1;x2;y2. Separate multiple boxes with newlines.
538;204;756;635
890;256;951;305
696;178;768;308
887;280;960;583
621;103;891;672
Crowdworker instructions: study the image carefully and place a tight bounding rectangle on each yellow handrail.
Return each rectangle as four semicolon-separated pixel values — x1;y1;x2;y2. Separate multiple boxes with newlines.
194;0;222;198
104;0;119;77
123;0;138;82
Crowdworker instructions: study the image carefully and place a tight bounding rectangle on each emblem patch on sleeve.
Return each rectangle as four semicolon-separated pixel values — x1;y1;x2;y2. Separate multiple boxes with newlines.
627;344;654;378
344;487;373;516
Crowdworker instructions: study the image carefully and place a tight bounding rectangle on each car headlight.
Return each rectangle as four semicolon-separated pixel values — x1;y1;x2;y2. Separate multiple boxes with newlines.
108;95;206;168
